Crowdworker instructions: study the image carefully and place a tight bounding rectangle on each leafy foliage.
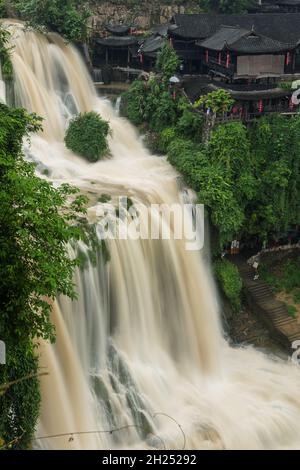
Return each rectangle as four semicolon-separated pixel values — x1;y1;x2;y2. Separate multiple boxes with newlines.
0;341;40;449
0;103;90;447
0;105;88;342
194;89;234;114
123;52;300;252
122;78;178;132
65;111;110;162
246;114;300;239
176;101;204;140
156;41;180;81
260;255;300;295
15;0;90;42
0;26;13;80
167;133;246;247
214;259;243;312
121;79;147;126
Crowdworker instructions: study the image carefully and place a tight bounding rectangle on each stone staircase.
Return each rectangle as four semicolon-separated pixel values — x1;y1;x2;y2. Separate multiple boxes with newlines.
233;258;300;350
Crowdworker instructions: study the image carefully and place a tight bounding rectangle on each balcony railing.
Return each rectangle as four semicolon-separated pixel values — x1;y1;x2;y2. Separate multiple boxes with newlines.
206;58;235;78
214;108;298;123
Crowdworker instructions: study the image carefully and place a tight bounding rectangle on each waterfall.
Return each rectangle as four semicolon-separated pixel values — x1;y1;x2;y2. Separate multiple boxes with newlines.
0;60;6;103
5;21;300;450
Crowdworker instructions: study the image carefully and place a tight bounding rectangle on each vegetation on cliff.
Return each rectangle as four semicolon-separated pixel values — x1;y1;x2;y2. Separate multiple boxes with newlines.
0;103;91;448
0;0;91;41
0;26;13;80
122;42;300;309
123;45;300;253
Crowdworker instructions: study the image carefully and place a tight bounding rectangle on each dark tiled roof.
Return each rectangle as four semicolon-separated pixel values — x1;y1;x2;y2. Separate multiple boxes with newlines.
230;33;291;53
276;0;300;5
199;26;249;50
170;13;300;44
139;36;165;54
151;24;170;37
183;77;291;102
96;36;138;47
199;26;292;53
105;24;131;35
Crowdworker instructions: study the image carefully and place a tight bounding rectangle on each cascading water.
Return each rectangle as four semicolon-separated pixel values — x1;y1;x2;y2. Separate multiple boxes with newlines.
5;21;300;450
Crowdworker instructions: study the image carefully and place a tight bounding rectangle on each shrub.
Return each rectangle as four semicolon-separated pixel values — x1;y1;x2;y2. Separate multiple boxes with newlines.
287;304;297;318
0;340;40;449
0;103;88;448
0;26;13;81
176;109;203;140
156;41;180;81
194;89;234;114
214;259;243;312
65;111;110;162
160;127;177;153
16;0;90;42
121;80;147;126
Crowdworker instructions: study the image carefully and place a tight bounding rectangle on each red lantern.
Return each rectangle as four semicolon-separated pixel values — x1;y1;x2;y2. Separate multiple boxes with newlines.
259;98;263;113
226;52;230;68
205;50;209;63
290;98;294;110
286;52;290;66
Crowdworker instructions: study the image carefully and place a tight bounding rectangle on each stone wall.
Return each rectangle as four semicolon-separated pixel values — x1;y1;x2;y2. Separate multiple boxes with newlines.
89;1;202;29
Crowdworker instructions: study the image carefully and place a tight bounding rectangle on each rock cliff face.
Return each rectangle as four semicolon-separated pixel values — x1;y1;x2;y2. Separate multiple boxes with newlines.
90;1;202;29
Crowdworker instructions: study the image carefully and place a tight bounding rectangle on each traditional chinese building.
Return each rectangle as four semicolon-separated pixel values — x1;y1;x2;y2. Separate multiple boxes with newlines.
197;26;293;82
168;13;300;74
137;24;169;71
276;0;300;12
92;24;139;68
183;76;293;120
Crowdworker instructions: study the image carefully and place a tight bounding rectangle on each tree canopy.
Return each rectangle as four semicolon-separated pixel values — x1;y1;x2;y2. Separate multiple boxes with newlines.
65;111;111;162
0;103;88;448
0;0;91;42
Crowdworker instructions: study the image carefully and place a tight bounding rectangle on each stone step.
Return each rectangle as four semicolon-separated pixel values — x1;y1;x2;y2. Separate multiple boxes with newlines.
288;332;300;342
248;285;271;293
273;318;295;327
268;307;288;315
232;256;299;351
266;311;289;320
247;281;270;288
252;291;273;298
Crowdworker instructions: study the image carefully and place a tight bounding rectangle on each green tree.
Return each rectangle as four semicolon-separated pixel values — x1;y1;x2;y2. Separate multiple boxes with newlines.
0;103;88;448
16;0;90;42
65;111;111;162
214;259;243;312
194;89;234;115
121;79;148;126
246;114;300;239
167;129;251;250
156;41;180;81
0;25;13;80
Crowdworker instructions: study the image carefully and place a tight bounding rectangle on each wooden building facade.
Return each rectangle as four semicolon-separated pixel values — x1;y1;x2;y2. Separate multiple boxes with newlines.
168;13;300;76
